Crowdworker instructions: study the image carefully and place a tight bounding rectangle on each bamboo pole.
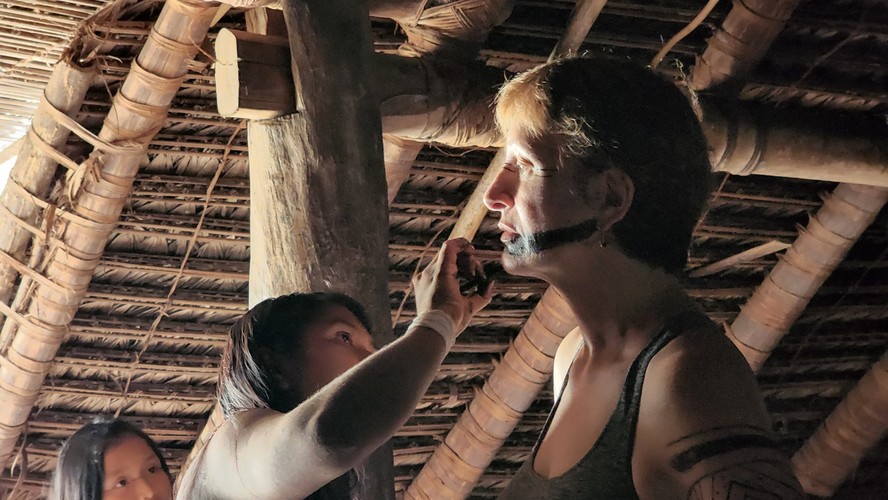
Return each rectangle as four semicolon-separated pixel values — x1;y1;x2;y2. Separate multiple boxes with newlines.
701;102;888;188
690;0;804;93
0;0;218;466
726;183;888;372
0;61;94;311
791;351;888;496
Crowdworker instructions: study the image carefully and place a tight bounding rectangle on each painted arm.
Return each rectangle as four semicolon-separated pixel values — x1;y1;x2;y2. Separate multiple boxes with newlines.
635;327;805;500
205;238;492;498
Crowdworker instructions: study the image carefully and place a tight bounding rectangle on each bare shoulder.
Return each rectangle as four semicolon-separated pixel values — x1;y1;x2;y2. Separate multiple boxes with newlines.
644;319;767;423
633;320;804;500
197;409;280;498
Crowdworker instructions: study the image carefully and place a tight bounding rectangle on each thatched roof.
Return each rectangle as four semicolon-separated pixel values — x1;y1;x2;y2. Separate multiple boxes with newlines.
0;1;115;151
1;0;887;498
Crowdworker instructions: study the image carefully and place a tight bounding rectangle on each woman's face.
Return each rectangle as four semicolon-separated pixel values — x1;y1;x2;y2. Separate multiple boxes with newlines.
291;304;377;398
102;435;172;500
484;127;605;278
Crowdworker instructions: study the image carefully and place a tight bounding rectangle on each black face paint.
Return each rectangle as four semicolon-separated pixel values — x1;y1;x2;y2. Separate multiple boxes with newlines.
504;218;600;256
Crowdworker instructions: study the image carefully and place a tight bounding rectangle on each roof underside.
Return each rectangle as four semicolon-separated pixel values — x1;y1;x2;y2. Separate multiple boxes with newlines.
1;0;887;498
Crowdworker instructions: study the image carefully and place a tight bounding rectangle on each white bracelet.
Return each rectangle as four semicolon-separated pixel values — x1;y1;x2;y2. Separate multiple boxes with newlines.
408;310;458;349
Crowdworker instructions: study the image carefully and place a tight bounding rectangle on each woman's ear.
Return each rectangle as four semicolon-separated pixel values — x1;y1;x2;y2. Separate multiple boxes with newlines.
598;168;634;232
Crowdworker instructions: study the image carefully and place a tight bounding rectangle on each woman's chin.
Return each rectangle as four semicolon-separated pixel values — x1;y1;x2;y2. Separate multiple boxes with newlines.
500;250;543;278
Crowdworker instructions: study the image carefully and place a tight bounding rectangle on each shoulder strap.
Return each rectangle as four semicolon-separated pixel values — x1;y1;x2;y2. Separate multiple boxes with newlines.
620;310;710;445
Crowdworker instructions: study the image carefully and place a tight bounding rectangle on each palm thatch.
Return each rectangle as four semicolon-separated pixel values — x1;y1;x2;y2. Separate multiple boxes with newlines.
0;1;115;150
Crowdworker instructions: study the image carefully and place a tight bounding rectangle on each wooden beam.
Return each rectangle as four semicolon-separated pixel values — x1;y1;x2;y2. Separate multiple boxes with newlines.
792;353;888;496
384;135;424;202
690;0;803;93
213;30;503;146
0;62;93;314
550;0;607;57
727;184;888;372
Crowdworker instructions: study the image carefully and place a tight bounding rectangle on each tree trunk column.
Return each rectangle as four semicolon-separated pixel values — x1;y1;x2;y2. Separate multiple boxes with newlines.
247;0;393;497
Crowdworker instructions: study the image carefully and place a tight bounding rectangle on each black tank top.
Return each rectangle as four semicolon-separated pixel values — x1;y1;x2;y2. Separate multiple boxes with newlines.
498;312;708;500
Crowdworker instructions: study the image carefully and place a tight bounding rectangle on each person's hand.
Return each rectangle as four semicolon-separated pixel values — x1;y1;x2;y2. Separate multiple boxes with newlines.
413;238;494;335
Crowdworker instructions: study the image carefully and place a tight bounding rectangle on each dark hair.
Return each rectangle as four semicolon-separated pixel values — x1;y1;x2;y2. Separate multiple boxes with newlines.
218;291;371;418
497;57;713;274
49;417;170;500
217;292;372;500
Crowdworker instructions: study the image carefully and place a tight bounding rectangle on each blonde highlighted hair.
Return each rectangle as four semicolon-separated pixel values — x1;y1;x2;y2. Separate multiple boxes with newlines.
495;56;713;274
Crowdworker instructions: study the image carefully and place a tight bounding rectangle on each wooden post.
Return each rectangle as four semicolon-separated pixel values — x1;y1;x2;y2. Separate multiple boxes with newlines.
246;0;393;497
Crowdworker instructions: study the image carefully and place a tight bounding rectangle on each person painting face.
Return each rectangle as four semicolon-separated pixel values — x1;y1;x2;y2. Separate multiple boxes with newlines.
50;417;172;500
176;238;493;500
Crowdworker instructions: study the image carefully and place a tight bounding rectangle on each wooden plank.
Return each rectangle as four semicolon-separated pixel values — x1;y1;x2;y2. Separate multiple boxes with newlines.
215;29;294;119
688;240;791;277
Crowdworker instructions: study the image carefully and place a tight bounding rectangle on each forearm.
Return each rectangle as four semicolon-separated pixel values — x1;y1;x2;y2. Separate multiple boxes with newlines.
292;325;449;466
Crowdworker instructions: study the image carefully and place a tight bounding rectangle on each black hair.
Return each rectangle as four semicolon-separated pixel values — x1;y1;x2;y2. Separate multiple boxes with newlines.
217;291;371;417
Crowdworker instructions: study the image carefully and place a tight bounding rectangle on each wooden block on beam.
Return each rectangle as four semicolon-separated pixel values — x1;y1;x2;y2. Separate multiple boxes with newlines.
215;29;296;119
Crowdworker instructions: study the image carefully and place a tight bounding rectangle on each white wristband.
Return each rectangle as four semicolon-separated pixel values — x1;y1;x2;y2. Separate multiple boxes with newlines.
409;310;458;349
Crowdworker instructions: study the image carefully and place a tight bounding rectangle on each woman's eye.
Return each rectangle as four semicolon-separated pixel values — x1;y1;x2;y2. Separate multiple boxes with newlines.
115;479;128;488
514;160;551;177
148;466;159;474
338;332;352;344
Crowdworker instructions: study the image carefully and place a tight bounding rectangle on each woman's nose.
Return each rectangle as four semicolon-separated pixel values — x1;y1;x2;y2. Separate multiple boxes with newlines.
483;168;516;212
